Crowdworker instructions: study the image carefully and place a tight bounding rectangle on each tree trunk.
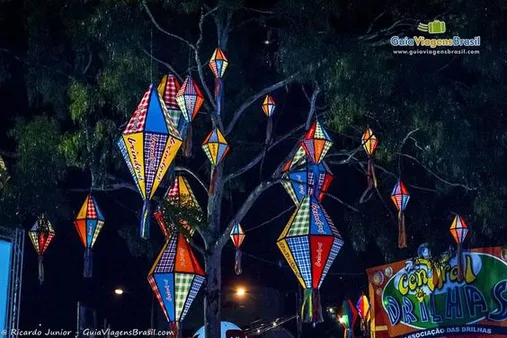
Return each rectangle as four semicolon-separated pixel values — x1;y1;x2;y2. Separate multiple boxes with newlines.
204;249;222;338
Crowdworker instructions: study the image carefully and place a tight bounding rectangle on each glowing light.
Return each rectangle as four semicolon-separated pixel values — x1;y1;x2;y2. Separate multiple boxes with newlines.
236;287;246;297
114;288;124;295
338;316;346;324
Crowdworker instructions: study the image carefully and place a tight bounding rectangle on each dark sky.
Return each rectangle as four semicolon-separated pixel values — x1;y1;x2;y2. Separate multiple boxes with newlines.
0;1;382;335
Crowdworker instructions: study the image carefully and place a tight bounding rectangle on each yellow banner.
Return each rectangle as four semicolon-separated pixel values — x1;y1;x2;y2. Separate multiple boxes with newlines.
122;133;146;199
151;136;182;199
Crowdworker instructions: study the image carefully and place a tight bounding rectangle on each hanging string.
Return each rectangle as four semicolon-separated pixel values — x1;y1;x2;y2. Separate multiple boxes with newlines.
150;27;153;84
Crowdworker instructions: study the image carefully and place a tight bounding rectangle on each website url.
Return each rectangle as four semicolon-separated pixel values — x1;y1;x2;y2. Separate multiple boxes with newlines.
393;49;480;56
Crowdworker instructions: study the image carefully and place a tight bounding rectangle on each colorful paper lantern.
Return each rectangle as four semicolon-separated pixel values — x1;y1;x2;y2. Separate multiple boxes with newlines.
390;180;410;249
301;121;333;164
449;215;469;280
230;223;245;275
277;195;344;324
281;145;307;173
28;214;55;285
117;85;183;239
208;47;228;79
158;74;188;138
282;161;333;205
262;95;276;117
361;128;378;189
339;299;358;338
356;295;371;334
74;194;105;278
154;175;200;239
175;76;204;122
148;233;205;338
202;128;230;194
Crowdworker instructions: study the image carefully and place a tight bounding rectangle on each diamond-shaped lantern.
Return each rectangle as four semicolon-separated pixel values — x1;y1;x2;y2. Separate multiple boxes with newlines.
262;95;276;117
230;223;245;275
449;215;469;280
282;161;333;205
154;175;200;239
117;85;183;239
277;195;344;324
29;214;55;285
356;294;371;334
74;194;105;278
301;121;333;164
202;128;230;166
281;145;307;173
340;299;358;338
208;47;228;79
175;76;205;122
148;233;205;337
361;128;379;189
390;180;410;249
158;74;188;138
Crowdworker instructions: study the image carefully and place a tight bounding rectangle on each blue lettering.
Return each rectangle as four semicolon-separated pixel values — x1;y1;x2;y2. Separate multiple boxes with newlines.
390;36;414;47
489;280;507;321
385;296;401;325
419;300;429;322
445;287;463;319
464;285;488;318
429;293;442;323
402;297;417;324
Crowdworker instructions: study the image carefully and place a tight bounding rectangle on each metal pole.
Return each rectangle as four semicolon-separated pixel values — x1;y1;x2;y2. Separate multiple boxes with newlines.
76;301;80;338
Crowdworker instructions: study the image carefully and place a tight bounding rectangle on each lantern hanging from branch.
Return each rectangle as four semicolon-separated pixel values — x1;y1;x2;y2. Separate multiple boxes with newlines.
118;85;183;239
0;156;9;190
277;195;344;325
208;47;228;117
281;145;307;173
230;223;245;275
28;214;55;285
356;294;371;335
302;121;333;164
339;299;358;338
154;175;200;239
74;194;105;278
202;128;230;194
262;95;276;144
390;180;410;249
361;128;378;189
282;160;333;205
158;74;188;138
449;215;469;280
148;233;205;338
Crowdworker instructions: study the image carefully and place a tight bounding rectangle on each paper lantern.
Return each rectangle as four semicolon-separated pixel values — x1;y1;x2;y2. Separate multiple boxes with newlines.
390;180;410;249
175;76;205;122
282;161;333;205
301;121;333;164
449;215;469;280
208;47;228;79
158;74;188;138
230;223;245;275
262;95;276;117
361;128;378;189
28;214;55;284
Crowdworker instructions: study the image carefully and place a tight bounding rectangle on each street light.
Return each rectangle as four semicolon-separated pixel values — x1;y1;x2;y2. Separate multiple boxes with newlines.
114;288;124;296
235;287;247;298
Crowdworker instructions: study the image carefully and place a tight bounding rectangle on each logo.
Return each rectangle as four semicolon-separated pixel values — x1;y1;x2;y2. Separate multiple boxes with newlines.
417;20;446;34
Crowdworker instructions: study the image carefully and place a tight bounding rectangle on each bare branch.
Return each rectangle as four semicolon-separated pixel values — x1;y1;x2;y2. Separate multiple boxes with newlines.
142;1;196;50
324;192;360;213
82;49;92;75
224;124;305;183
246;206;295;232
174;166;208;194
366;11;387;34
226;72;300;135
195;6;218;113
216;179;281;250
240;7;275;15
305;83;320;129
0;150;18;158
69;181;138;193
398;153;477;191
142;48;183;82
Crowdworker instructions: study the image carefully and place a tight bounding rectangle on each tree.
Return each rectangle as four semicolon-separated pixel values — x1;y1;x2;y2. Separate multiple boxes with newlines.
1;0;505;337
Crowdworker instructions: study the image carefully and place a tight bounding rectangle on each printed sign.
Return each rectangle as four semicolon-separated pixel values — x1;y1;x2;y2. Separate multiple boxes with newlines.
366;247;507;338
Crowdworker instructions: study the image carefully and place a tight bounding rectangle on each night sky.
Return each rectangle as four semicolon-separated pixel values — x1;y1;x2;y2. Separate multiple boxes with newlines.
0;1;388;336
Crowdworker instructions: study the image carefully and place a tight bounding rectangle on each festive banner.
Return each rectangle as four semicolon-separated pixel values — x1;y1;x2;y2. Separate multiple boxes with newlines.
366;246;507;338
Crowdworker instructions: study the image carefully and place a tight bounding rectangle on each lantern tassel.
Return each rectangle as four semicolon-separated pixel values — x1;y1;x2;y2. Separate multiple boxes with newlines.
215;78;223;116
209;166;217;195
398;211;407;249
266;117;273;145
140;200;151;240
234;248;243;275
182;124;193;158
301;289;323;324
84;248;93;278
38;255;44;285
367;157;377;189
457;243;464;281
170;322;182;338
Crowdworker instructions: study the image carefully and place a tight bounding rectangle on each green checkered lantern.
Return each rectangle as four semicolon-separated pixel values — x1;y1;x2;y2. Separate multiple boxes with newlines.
148;233;205;338
277;195;344;325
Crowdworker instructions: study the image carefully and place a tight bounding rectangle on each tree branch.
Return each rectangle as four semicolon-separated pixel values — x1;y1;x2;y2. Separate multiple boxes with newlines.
142;1;196;50
224;124;305;183
397;153;477;191
69;181;138;193
305;83;320;129
226;72;300;135
245;206;295;232
142;48;183;82
174;166;208;194
323;192;360;213
0;150;18;158
215;179;281;250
